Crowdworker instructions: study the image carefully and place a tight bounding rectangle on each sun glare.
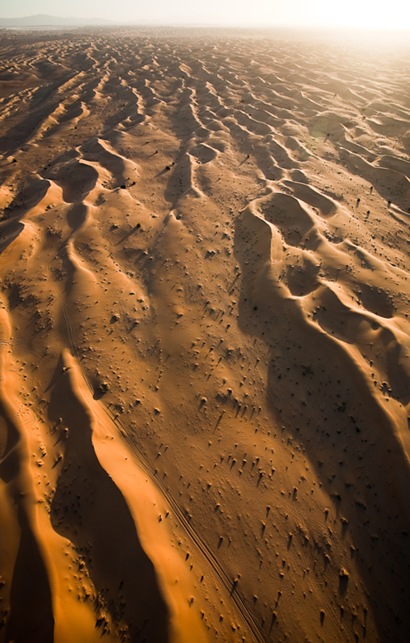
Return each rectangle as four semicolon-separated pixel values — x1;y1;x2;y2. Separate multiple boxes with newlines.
312;0;410;30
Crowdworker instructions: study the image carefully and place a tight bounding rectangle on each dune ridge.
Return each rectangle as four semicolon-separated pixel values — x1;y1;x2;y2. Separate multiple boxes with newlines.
0;27;409;642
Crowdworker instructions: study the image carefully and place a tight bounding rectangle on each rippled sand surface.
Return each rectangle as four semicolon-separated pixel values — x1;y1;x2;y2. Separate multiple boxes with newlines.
0;27;409;642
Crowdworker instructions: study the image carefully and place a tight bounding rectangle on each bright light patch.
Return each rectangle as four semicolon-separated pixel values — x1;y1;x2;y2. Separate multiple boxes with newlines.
311;0;410;29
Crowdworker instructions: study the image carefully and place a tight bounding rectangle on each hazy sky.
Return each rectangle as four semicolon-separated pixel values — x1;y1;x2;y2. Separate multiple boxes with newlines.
2;0;410;29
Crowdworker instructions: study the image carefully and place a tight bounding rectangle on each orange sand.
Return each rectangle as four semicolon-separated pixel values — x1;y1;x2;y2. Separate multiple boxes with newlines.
0;27;409;642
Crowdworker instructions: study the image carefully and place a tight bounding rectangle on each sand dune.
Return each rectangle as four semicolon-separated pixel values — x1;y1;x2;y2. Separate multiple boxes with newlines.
0;27;409;642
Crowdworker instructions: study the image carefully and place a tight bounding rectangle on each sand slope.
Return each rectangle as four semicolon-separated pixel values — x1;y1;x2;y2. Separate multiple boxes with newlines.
0;27;409;642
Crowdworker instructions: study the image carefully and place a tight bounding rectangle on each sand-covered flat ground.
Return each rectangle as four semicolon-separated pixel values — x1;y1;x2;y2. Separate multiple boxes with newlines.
0;27;409;642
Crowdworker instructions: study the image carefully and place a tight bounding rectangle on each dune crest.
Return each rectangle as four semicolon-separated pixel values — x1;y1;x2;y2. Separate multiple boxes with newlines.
1;27;409;642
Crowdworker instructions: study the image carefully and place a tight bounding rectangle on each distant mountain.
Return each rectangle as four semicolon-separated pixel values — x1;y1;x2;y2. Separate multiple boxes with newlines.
0;14;115;28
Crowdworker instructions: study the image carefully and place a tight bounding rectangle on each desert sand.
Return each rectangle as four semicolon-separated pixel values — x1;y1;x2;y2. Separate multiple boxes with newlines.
0;26;409;642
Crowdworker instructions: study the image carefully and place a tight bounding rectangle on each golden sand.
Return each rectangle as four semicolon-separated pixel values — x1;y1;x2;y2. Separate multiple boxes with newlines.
0;27;409;642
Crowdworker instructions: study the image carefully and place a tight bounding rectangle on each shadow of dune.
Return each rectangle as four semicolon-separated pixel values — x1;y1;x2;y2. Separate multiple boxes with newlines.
1;176;50;217
0;220;24;253
0;399;54;642
233;208;410;642
48;357;170;641
5;508;54;643
46;161;98;203
67;203;88;231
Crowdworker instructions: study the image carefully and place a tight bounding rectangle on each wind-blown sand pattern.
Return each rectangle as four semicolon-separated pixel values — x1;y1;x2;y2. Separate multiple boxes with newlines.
0;27;409;642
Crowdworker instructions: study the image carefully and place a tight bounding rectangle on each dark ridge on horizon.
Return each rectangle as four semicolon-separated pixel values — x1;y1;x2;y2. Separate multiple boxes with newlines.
0;14;115;27
1;14;410;34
